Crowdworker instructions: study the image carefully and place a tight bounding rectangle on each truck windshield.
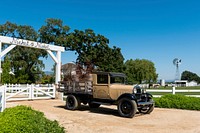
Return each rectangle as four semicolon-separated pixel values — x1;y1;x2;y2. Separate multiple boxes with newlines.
110;76;125;84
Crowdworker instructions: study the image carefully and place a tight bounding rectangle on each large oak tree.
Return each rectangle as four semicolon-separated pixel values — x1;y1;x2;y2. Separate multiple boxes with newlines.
65;29;124;72
39;19;124;73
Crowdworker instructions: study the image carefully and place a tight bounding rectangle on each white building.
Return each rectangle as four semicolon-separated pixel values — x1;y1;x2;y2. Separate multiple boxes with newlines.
175;80;198;87
187;80;198;86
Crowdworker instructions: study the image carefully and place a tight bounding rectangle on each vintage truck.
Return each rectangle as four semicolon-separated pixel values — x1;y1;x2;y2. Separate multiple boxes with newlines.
58;69;154;118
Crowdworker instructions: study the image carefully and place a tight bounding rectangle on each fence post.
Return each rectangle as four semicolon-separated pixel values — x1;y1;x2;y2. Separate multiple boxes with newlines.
28;84;34;100
0;86;6;112
31;84;34;100
172;86;176;95
28;84;31;100
36;87;38;98
52;84;56;98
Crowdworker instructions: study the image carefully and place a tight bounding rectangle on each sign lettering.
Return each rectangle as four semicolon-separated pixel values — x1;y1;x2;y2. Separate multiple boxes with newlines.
10;38;50;50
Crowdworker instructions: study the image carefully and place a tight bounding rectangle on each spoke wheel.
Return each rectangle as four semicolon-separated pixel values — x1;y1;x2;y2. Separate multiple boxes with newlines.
66;95;80;110
118;98;137;118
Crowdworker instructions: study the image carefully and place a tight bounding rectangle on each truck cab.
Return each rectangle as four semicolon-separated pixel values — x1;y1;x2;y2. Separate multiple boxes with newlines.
59;72;154;118
92;72;133;99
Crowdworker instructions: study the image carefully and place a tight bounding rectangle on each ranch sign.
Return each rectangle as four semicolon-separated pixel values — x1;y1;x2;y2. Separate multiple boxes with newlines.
0;35;65;84
10;38;50;50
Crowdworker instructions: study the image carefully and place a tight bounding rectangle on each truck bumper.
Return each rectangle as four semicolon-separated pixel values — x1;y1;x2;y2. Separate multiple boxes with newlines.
137;101;155;106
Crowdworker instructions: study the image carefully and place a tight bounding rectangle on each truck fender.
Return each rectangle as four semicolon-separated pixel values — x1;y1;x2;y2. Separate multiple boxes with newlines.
117;93;137;102
146;93;153;98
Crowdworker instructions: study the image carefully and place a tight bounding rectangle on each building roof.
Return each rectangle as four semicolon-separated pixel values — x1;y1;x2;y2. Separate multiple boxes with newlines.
93;72;126;77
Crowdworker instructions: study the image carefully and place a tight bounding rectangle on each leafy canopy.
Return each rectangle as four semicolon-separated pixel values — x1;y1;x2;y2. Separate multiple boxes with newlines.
65;29;124;72
181;70;200;83
39;19;125;72
124;59;158;84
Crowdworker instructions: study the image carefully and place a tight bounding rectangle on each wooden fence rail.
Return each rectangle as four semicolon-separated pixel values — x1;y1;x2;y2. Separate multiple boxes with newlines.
5;84;56;101
147;87;200;97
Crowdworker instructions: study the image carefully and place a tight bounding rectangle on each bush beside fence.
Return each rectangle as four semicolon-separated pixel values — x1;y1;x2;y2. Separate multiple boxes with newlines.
153;94;200;110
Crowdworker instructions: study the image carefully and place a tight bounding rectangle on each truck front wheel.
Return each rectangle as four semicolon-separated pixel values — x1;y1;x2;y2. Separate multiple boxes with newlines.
117;98;137;118
66;95;80;110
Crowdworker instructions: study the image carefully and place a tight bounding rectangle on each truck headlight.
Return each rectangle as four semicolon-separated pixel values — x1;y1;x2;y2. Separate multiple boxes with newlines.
133;85;141;94
133;88;137;94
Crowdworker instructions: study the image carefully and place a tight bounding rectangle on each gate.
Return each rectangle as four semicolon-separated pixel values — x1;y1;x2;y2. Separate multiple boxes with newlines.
5;84;55;101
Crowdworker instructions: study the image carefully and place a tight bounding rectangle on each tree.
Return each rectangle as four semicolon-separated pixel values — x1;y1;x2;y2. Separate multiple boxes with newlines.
124;59;158;84
39;18;71;82
65;29;124;72
40;74;54;84
95;46;124;72
1;57;11;83
39;19;125;73
39;18;70;45
181;71;200;83
0;21;47;83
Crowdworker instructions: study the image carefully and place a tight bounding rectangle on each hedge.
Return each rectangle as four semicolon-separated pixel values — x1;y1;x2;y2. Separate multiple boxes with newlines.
153;94;200;111
0;105;65;133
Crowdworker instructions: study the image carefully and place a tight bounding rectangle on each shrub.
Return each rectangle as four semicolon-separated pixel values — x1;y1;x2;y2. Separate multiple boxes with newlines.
0;105;65;133
153;94;200;111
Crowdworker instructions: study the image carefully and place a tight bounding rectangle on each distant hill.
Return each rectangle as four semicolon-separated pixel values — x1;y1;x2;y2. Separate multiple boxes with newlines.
44;71;54;75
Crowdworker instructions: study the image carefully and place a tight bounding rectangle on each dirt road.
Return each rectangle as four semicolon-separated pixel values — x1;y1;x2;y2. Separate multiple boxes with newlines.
6;99;200;133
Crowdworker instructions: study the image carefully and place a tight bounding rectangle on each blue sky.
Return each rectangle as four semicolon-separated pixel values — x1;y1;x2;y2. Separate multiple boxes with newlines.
0;0;200;80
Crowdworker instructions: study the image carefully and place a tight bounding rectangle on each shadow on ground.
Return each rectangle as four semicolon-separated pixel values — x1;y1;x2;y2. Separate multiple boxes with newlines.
55;104;141;118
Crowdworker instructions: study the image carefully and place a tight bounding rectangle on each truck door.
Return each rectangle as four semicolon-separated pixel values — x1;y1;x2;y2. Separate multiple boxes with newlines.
93;74;110;99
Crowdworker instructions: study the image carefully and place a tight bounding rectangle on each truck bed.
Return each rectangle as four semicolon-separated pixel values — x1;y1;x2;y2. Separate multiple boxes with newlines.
58;81;93;94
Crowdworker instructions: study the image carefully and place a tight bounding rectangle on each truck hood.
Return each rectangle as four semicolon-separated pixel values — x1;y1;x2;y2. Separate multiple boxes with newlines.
110;84;133;90
109;84;134;100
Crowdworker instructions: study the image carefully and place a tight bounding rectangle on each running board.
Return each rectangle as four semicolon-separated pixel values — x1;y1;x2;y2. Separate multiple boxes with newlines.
90;101;112;106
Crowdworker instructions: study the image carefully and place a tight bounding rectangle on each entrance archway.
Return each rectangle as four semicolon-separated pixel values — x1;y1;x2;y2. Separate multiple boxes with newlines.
0;36;65;84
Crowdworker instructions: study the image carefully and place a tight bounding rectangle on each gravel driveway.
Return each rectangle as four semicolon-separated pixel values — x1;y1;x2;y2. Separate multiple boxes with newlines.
6;99;200;133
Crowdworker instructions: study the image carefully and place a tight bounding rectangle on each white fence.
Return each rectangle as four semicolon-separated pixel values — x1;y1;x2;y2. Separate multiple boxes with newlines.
5;84;56;101
0;86;6;112
147;87;200;97
0;84;56;112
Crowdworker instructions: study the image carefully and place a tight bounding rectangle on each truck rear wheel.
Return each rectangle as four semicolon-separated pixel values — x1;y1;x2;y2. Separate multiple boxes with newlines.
66;95;80;110
117;98;137;118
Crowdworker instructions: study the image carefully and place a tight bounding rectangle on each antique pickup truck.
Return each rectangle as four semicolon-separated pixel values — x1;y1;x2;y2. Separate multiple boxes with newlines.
59;70;154;118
